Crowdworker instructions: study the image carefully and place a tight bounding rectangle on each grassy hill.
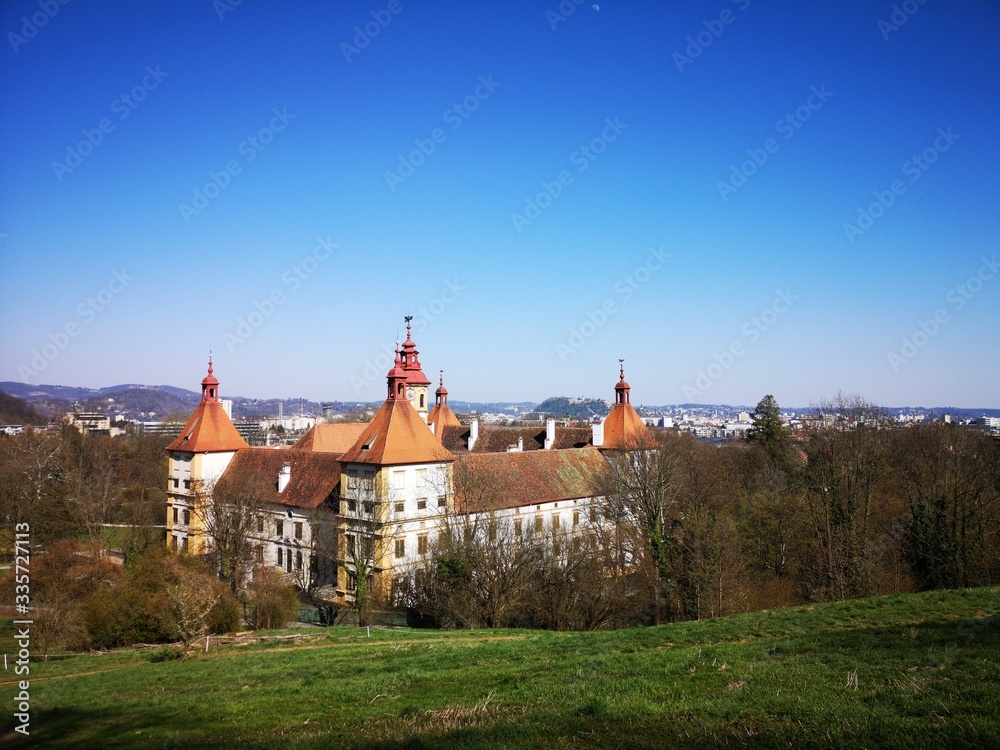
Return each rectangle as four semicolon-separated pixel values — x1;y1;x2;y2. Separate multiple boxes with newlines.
3;587;998;748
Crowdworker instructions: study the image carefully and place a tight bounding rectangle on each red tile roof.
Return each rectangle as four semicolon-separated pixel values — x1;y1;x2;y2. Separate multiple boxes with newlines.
217;448;341;509
600;402;654;450
438;425;594;453
427;402;462;435
293;423;368;454
339;397;455;465
166;400;249;453
454;447;609;513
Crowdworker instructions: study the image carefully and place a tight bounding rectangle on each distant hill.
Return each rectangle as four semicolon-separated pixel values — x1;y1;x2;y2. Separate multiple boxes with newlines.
0;390;48;425
532;397;610;421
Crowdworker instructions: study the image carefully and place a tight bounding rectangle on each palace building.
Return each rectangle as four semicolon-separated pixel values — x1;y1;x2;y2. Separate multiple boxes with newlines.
165;320;652;604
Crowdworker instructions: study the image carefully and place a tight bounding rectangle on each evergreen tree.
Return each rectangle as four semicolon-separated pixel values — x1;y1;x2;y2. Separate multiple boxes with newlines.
746;395;790;460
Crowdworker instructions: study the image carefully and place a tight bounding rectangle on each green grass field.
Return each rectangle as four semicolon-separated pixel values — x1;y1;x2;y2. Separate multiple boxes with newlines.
2;587;998;748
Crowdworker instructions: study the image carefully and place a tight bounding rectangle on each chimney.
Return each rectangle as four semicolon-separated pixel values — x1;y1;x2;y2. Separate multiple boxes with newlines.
278;464;291;493
468;419;479;451
507;436;523;453
592;422;604;448
544;418;556;450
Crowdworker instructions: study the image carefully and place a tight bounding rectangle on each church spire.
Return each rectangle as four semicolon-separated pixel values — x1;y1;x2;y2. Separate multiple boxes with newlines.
201;354;220;402
435;370;449;407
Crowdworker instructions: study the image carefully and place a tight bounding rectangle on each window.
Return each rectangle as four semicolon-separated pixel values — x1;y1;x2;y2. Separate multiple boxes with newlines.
395;538;405;558
286;554;292;573
437;496;446;508
416;468;428;490
361;536;374;559
363;501;374;515
552;514;560;530
296;551;303;571
514;519;522;536
535;516;544;532
345;533;355;556
172;507;179;523
294;522;303;540
589;507;598;523
257;516;264;533
172;478;179;489
417;498;427;510
181;537;189;553
183;509;191;525
391;470;405;490
488;523;497;542
348;499;357;512
277;548;284;566
183;479;191;489
419;394;425;408
394;501;404;514
573;511;580;527
417;534;429;555
347;573;358;592
276;520;284;537
553;540;561;557
171;534;178;550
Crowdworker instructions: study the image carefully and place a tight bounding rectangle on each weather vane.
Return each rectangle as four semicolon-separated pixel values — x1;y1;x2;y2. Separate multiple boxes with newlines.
404;315;413;324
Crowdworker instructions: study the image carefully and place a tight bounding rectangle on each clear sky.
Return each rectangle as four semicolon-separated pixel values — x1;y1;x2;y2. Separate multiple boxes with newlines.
1;0;997;408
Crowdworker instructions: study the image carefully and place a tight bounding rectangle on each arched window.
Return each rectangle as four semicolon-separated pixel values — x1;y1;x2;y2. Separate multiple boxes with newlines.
276;548;283;567
419;394;425;408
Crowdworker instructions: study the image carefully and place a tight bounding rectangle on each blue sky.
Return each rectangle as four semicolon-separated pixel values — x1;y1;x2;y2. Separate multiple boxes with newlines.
1;0;997;408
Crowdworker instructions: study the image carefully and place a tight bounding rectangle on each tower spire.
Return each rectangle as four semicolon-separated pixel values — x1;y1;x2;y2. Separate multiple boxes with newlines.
614;359;630;405
201;354;220;402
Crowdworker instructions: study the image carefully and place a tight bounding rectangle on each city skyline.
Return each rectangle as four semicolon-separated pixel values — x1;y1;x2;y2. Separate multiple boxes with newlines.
1;1;998;408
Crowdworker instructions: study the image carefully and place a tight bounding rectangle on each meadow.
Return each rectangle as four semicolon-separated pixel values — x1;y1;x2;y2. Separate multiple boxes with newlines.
2;587;998;748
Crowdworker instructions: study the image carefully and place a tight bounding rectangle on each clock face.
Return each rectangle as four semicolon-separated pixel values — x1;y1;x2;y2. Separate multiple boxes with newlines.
406;388;414;399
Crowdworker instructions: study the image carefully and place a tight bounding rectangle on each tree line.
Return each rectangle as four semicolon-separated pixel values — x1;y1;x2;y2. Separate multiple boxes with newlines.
396;395;999;630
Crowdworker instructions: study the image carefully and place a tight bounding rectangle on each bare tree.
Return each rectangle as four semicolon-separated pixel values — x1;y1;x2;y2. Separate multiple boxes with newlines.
196;471;270;594
168;565;221;651
598;434;684;623
0;427;66;546
802;393;891;600
893;424;1000;589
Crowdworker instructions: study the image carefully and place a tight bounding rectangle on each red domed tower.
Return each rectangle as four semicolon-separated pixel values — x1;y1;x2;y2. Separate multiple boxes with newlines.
399;316;431;422
598;360;654;450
